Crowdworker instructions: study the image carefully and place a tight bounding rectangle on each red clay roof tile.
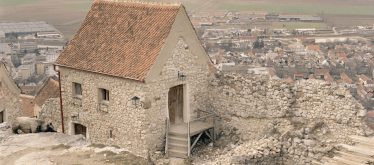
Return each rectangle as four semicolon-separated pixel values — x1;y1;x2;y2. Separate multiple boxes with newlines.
55;0;182;81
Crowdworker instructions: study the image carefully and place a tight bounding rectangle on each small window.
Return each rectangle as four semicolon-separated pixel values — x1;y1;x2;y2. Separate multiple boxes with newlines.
74;83;82;95
101;88;109;101
110;130;112;138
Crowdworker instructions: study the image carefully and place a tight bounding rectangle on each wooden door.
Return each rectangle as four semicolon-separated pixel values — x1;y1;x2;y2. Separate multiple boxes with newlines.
168;85;183;125
0;111;3;123
74;123;86;137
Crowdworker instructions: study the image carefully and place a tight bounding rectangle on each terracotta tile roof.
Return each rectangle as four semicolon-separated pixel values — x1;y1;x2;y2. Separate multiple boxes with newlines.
336;53;348;58
341;57;350;63
294;73;303;76
307;45;320;50
20;86;41;93
315;69;329;76
269;68;276;77
55;0;182;81
20;94;35;117
34;77;60;108
367;93;373;99
280;77;294;83
325;76;334;83
359;74;370;82
341;72;348;80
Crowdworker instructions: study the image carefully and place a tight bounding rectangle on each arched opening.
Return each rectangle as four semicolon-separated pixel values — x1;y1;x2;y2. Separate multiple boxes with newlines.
74;123;87;137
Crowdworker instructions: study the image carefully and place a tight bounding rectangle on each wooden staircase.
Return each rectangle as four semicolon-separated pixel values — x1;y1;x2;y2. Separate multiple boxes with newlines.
168;131;189;158
313;135;374;165
165;112;215;160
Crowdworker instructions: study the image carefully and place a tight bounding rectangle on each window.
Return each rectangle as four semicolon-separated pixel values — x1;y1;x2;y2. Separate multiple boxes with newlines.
74;83;82;95
110;130;112;138
101;88;109;101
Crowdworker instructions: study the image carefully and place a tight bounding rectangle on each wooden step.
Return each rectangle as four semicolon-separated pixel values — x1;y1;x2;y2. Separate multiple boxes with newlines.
169;136;188;145
169;149;188;159
169;131;187;137
169;143;188;151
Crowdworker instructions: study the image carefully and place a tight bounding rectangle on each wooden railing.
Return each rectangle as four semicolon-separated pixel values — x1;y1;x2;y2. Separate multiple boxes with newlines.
165;118;169;158
187;109;216;161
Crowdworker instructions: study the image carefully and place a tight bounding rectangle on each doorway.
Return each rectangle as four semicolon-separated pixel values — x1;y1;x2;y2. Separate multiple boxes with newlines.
74;123;87;137
168;85;183;125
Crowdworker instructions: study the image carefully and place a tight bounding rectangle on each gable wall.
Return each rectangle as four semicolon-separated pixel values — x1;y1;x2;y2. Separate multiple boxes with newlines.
0;65;22;125
142;37;213;150
59;66;149;156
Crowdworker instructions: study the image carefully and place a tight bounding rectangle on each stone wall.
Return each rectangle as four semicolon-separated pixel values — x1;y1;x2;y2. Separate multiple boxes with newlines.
195;73;374;165
0;80;22;126
207;73;371;135
59;66;148;156
137;37;213;152
39;98;62;132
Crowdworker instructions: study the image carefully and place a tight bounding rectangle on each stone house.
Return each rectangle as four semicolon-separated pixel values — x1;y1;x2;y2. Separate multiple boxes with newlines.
306;44;320;55
20;94;35;117
53;0;215;158
0;59;22;125
33;77;60;118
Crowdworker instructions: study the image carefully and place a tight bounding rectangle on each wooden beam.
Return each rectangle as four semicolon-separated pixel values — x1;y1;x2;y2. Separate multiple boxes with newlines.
205;130;214;141
191;132;203;150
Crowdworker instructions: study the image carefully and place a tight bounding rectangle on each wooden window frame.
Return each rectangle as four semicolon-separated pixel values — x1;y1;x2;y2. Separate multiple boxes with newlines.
73;83;82;96
100;88;109;101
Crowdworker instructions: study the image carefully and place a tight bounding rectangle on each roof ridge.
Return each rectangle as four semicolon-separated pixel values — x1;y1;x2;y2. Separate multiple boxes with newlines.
94;0;181;7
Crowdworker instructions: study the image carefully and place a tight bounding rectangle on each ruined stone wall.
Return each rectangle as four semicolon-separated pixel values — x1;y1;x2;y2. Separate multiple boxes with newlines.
39;98;62;132
199;73;374;165
0;81;22;126
208;73;371;136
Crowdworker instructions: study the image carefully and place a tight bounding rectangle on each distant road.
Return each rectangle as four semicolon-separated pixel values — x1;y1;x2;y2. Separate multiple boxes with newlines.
190;0;215;14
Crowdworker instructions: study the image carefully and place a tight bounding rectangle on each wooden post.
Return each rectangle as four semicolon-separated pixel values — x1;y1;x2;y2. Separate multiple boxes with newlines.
166;118;169;158
213;114;215;141
187;122;190;160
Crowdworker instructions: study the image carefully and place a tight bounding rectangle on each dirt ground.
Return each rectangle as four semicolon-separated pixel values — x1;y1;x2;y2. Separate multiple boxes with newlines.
0;131;152;165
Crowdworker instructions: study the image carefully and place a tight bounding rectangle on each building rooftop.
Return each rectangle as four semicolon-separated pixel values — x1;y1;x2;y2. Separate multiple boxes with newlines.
0;21;55;34
55;0;183;81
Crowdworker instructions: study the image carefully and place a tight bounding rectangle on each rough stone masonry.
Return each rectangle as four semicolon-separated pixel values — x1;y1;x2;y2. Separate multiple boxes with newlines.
191;73;374;165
